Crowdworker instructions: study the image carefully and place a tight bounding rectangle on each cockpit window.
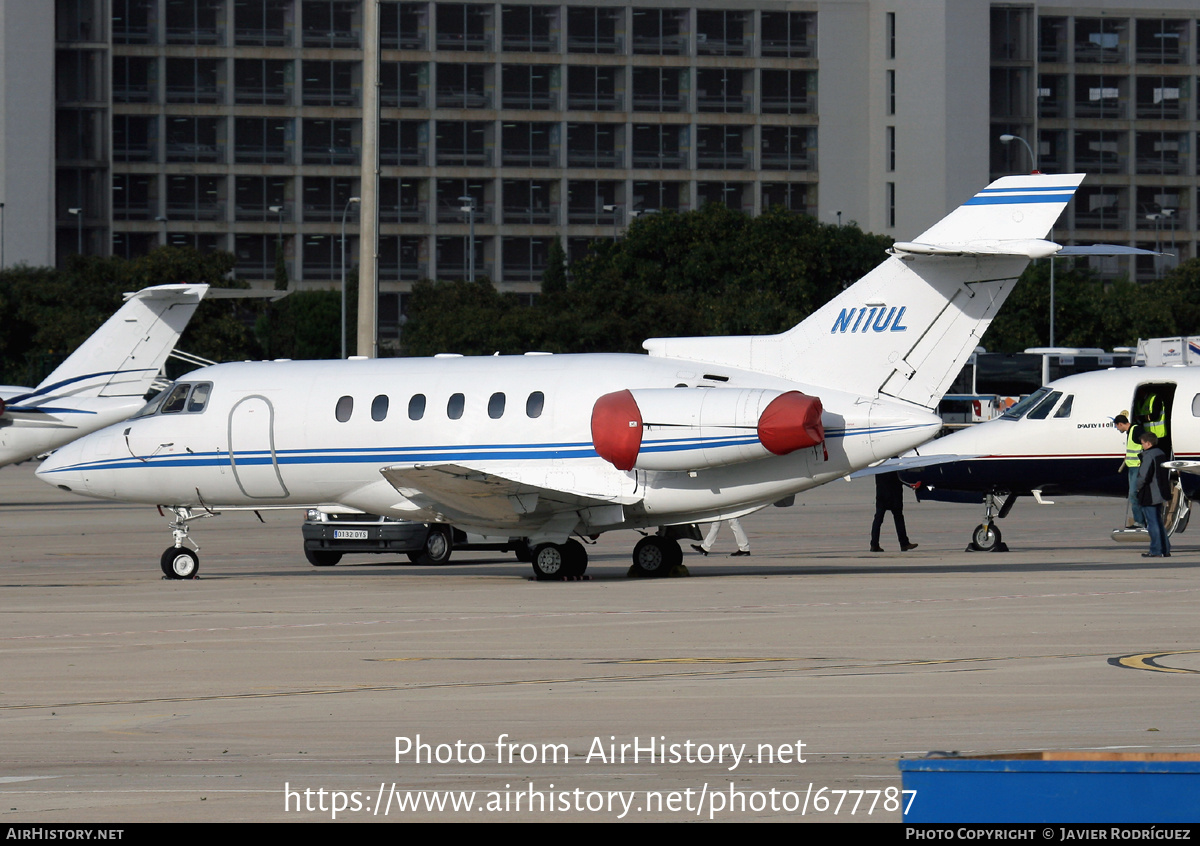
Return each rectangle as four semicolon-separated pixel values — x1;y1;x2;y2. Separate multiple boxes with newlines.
133;388;168;419
1025;390;1063;420
1002;387;1053;420
133;382;214;417
1053;394;1074;419
186;383;212;413
160;383;192;414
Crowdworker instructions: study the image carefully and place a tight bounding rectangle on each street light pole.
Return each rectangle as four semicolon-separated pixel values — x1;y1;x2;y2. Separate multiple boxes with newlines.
603;203;621;241
1;202;5;271
340;196;361;359
68;207;82;254
999;133;1038;173
1000;133;1052;343
269;204;284;284
458;195;476;281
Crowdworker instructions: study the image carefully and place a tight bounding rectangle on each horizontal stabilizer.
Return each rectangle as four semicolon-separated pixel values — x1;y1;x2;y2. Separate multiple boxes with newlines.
892;239;1061;259
1165;460;1200;476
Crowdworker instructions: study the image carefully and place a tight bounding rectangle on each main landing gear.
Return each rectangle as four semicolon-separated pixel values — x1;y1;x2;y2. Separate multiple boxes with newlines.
530;539;588;580
528;534;688;580
159;506;211;579
630;536;683;577
968;491;1017;552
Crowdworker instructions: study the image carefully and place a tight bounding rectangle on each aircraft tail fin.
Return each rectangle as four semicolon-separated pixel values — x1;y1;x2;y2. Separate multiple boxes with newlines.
30;284;209;401
645;174;1084;409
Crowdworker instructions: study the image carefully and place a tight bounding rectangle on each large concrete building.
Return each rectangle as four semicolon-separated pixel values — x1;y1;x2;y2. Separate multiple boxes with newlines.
5;1;1199;340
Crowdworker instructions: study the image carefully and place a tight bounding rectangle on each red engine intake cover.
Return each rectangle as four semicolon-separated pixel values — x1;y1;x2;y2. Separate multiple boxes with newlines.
757;391;824;455
591;390;643;471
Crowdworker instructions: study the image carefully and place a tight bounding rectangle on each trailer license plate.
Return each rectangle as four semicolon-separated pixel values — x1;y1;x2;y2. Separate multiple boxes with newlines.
333;529;369;540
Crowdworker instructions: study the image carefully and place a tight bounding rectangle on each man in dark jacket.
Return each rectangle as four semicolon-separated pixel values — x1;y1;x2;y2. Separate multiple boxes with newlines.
871;472;918;552
1136;432;1171;558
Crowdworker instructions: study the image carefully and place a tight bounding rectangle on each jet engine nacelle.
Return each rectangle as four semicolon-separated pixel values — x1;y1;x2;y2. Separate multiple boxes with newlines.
591;388;824;472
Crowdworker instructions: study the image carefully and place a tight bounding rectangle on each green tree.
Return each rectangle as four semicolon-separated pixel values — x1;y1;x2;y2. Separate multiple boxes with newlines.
541;236;567;296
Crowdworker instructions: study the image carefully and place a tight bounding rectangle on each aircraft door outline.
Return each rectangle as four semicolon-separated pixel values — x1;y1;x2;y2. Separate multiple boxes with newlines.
228;395;290;499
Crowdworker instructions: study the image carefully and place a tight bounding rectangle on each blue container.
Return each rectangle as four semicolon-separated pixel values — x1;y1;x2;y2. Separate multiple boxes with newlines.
899;754;1200;823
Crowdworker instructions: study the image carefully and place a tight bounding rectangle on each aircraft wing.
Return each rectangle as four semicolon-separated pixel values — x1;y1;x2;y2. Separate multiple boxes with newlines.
379;462;639;529
848;452;979;479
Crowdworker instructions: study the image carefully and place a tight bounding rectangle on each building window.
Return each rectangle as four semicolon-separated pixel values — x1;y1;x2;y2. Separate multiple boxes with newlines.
887;126;896;172
887;182;896;228
887;12;896;59
887;69;896;115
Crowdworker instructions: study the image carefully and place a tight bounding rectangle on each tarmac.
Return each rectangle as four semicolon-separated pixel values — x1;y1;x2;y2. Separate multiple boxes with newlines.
0;460;1196;823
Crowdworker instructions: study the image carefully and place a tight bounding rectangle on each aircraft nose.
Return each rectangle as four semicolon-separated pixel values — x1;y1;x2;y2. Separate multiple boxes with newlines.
36;438;89;494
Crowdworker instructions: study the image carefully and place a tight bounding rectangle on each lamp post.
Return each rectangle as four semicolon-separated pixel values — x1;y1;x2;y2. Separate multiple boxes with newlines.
1146;213;1163;277
68;207;82;254
602;203;621;241
1;201;5;271
999;133;1038;173
340;196;361;359
458;195;476;281
155;215;169;246
269;204;284;284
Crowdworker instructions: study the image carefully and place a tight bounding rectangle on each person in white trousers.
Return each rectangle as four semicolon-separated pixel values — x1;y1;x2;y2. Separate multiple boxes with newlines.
691;519;751;556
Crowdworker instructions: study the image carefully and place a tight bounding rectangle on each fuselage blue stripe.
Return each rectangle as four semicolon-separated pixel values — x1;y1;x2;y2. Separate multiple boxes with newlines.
41;422;938;476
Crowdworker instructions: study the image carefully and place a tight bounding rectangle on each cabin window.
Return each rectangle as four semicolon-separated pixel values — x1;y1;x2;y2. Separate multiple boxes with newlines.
335;395;354;422
1052;394;1073;418
447;393;465;420
1192;393;1200;417
186;382;212;413
161;383;191;414
488;392;505;419
408;393;426;420
371;394;389;421
1025;390;1063;420
526;391;544;418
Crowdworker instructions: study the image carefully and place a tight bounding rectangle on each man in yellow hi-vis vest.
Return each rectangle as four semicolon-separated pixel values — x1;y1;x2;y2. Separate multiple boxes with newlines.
1114;412;1145;528
1138;392;1166;441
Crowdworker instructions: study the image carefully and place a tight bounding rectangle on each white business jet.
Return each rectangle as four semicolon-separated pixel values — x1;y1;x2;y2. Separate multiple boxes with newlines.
889;367;1200;549
1;284;208;467
37;175;1083;580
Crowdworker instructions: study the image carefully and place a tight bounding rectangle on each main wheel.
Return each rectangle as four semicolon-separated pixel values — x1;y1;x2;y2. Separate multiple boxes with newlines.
513;540;534;563
407;526;452;565
531;543;567;579
631;536;676;577
305;548;342;567
971;522;1001;551
161;547;199;579
562;539;588;578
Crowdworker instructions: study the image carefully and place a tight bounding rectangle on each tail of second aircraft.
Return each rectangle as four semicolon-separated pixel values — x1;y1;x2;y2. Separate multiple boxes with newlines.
644;174;1085;409
25;284;209;402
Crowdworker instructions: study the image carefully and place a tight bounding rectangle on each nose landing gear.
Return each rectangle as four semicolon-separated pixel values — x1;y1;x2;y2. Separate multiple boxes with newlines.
159;506;211;579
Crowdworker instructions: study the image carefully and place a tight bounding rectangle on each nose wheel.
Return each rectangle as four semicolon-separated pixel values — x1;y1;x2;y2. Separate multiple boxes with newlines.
158;506;209;579
161;547;199;579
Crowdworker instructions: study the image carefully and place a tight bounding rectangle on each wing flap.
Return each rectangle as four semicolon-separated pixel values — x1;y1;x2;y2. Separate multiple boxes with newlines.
379;462;639;528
